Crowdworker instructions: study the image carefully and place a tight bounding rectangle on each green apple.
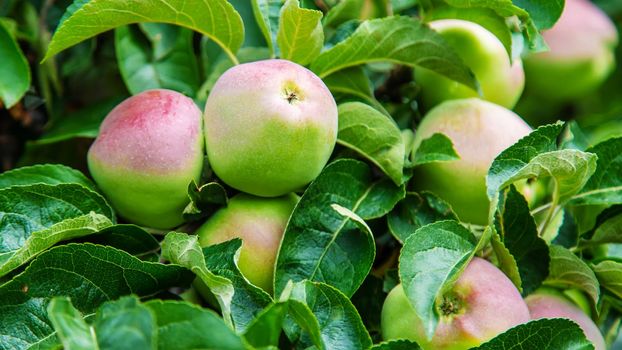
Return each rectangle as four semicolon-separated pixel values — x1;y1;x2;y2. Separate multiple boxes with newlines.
523;0;618;101
88;89;203;229
412;98;532;225
526;288;606;350
196;193;298;293
415;19;525;110
381;257;530;350
204;59;338;197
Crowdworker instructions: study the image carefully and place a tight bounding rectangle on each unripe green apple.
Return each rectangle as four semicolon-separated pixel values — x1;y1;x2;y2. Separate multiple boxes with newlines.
526;289;606;350
197;193;298;293
415;19;525;110
88;89;203;229
412;98;532;225
204;59;338;197
523;0;618;101
381;257;530;350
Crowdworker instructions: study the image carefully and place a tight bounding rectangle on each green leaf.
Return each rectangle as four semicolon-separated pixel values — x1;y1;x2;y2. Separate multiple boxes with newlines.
34;97;126;145
337;102;404;185
544;245;600;307
592;260;622;300
0;184;114;260
322;66;375;104
399;220;477;339
474;318;594;350
0;20;30;108
411;133;460;166
287;281;372;349
512;0;565;30
371;340;422;350
0;164;95;190
0;213;113;278
160;232;235;328
494;186;549;295
0;244;193;350
49;296;156;350
426;6;513;58
387;192;457;243
580;206;622;246
77;224;160;259
251;0;283;56
310;16;477;90
275;159;402;297
202;239;272;333
570;138;622;206
47;297;94;349
323;0;389;28
183;181;228;222
115;24;199;96
146;299;246;350
44;0;245;64
277;0;323;65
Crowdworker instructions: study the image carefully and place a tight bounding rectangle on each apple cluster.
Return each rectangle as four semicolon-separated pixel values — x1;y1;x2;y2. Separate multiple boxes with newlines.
84;0;616;348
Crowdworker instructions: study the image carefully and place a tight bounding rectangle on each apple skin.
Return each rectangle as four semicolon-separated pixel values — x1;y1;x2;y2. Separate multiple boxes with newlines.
525;289;606;350
204;59;338;197
415;19;525;110
523;0;618;101
196;193;298;293
411;98;532;225
381;257;530;350
88;89;203;229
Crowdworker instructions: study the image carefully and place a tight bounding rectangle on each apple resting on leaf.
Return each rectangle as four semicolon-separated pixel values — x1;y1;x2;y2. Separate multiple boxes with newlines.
88;89;203;229
526;289;606;350
196;193;298;293
381;257;530;350
204;59;338;197
412;98;532;225
415;19;525;110
523;0;618;101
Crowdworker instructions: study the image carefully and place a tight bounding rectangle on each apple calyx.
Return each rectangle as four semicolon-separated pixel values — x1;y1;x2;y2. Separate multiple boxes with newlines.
283;81;303;104
439;292;464;317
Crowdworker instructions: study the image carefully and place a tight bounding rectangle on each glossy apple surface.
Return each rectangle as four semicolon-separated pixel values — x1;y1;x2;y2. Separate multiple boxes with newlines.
204;59;338;197
415;19;525;110
412;98;532;225
197;193;298;293
381;257;530;350
88;89;203;229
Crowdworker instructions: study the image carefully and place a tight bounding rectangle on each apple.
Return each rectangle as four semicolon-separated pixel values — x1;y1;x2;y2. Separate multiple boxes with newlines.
196;193;298;293
381;257;530;350
204;59;338;197
415;19;525;110
411;98;532;225
525;289;606;350
523;0;618;101
88;89;203;229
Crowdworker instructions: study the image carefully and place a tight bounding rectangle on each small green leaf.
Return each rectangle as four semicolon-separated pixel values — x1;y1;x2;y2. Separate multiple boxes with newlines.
183;181;228;222
310;16;477;90
277;0;323;65
337;102;405;185
115;24;199;96
47;297;96;349
387;192;457;243
412;133;460;166
0;21;30;108
372;339;422;350
146;299;246;350
322;66;375;104
160;232;235;328
287;281;372;349
44;0;245;63
544;245;600;307
570;138;622;206
399;220;477;339
0;213;113;278
592;260;622;300
202;239;272;333
251;0;284;55
512;0;565;30
494;186;549;295
474;318;594;350
275;159;394;297
0;164;95;190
